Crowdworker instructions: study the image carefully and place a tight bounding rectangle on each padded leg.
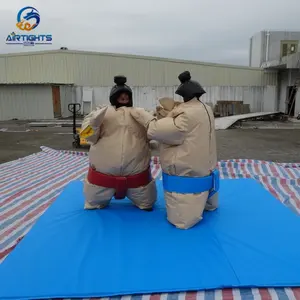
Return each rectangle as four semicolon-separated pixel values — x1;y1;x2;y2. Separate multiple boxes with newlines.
165;191;208;229
205;192;219;211
83;178;115;209
127;179;157;210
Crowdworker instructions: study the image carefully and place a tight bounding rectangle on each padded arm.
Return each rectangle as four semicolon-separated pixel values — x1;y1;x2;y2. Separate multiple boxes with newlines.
147;112;188;145
80;106;108;144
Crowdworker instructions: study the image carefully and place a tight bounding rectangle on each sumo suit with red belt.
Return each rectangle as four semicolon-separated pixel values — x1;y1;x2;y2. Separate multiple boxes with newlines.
81;75;157;211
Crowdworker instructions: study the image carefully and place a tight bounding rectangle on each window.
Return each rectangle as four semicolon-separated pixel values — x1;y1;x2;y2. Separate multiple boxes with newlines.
280;40;298;58
290;44;297;54
282;43;288;57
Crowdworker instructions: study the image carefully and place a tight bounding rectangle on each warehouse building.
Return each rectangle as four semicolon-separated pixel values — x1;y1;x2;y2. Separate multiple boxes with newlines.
0;49;278;120
249;30;300;117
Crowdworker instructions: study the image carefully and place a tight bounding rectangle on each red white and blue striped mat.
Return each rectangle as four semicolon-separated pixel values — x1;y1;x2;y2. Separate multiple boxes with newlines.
0;146;300;300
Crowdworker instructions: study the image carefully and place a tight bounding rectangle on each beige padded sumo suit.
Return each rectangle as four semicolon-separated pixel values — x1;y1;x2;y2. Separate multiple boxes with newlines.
81;75;157;211
130;71;219;229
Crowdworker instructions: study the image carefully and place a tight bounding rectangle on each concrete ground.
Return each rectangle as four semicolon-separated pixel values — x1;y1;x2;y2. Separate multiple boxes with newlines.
0;122;299;164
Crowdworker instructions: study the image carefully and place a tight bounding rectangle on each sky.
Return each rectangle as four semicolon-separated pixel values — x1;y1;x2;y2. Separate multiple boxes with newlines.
1;0;300;66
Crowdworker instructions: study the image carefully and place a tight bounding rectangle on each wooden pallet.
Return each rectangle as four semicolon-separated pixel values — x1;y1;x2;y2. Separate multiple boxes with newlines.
214;101;250;117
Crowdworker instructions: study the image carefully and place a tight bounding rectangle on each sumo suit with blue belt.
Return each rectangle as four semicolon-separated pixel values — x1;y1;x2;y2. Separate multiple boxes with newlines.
130;71;219;229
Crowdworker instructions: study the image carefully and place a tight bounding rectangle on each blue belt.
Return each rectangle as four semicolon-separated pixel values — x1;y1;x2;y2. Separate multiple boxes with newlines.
162;169;220;198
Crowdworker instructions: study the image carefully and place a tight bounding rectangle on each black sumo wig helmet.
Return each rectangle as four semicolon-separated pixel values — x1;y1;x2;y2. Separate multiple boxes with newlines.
175;71;206;102
109;75;133;108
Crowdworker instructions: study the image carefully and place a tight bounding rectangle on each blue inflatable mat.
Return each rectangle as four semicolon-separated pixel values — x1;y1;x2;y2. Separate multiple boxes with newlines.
1;179;300;300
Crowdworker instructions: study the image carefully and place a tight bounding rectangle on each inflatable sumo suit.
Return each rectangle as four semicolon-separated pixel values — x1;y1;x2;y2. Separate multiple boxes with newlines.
81;75;157;211
130;71;219;229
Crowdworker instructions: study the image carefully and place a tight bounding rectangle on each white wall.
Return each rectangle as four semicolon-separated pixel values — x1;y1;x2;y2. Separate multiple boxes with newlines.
249;31;300;67
0;84;53;121
249;32;263;67
73;85;277;114
268;31;300;62
60;85;74;118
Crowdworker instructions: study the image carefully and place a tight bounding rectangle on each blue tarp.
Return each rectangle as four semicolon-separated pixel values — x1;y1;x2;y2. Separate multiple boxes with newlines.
0;179;300;300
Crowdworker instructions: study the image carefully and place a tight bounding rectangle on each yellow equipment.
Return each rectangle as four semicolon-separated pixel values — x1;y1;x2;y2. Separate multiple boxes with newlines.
79;125;94;139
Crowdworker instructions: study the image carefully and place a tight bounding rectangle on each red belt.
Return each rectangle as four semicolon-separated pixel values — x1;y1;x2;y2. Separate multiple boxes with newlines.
87;166;152;199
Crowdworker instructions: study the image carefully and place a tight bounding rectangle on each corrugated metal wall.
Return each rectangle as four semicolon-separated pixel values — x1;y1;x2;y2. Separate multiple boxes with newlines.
0;54;70;85
0;51;278;87
73;85;271;113
65;53;277;87
262;86;277;112
0;83;275;121
0;85;53;121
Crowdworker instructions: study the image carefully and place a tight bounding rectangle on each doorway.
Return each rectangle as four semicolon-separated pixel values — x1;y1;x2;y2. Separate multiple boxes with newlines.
286;86;297;116
52;86;62;118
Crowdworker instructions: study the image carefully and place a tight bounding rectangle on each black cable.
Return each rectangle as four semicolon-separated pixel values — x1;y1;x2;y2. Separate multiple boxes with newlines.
200;101;212;146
